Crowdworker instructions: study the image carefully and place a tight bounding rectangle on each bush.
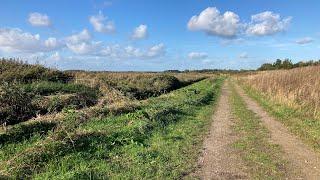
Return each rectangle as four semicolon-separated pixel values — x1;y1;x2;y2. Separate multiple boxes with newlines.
30;83;100;114
21;81;99;96
0;83;35;125
0;58;71;83
115;75;182;99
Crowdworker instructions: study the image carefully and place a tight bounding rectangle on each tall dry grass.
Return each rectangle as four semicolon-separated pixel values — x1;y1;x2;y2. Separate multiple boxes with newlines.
240;66;320;117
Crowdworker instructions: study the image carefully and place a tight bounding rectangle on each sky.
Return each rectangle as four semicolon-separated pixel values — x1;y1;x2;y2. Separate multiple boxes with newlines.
0;0;319;71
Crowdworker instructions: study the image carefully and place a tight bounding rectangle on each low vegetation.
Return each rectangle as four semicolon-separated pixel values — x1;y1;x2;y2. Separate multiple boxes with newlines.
0;58;221;179
229;82;288;179
72;71;210;99
4;56;319;179
0;60;99;126
0;58;71;83
0;83;35;125
0;77;223;179
239;66;320;151
21;81;98;96
241;65;320;118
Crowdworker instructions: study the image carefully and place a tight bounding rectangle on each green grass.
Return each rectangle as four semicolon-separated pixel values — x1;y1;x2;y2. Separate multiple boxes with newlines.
242;85;320;152
229;82;288;179
0;77;224;179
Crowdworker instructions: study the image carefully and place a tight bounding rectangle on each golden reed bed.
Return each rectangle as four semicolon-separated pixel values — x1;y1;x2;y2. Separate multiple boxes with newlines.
240;66;320;117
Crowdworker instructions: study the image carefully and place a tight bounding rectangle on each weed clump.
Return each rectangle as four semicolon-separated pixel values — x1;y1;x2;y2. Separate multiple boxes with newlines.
0;83;35;125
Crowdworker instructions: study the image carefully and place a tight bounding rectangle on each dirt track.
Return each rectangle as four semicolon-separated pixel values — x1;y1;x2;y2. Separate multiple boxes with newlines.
196;81;320;180
196;82;248;179
235;84;320;180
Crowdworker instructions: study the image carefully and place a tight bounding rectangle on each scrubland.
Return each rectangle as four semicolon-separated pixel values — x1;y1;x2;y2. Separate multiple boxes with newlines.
0;59;222;178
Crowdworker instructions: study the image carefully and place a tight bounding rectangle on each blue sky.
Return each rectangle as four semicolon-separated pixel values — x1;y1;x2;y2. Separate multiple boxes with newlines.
0;0;319;71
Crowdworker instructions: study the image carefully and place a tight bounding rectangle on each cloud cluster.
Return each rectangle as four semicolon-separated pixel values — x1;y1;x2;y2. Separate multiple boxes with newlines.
188;7;240;38
89;11;115;33
188;52;208;59
0;27;165;61
65;29;101;55
63;29;165;58
100;43;166;59
188;7;291;38
28;12;51;27
131;24;148;40
295;37;313;44
0;28;60;53
246;11;291;36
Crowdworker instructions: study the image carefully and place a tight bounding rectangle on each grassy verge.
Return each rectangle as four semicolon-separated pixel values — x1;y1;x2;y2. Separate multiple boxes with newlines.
242;85;320;152
1;77;224;179
229;82;288;179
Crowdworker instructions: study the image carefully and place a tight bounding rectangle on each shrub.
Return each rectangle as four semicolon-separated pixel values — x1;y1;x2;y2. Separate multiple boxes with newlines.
32;92;99;114
0;58;71;83
21;81;99;96
0;83;35;125
115;74;182;99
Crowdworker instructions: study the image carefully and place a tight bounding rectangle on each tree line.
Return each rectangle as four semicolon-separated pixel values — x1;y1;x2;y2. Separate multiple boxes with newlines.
258;59;320;71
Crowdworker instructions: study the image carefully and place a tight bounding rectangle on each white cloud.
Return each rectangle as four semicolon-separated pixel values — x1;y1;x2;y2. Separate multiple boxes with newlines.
246;11;291;36
28;12;51;27
187;7;240;38
146;43;165;58
65;29;102;55
99;43;165;59
295;37;313;44
1;26;164;60
48;52;61;61
188;8;292;38
67;41;102;55
124;46;143;57
131;24;148;40
0;28;60;53
45;37;59;48
64;29;165;59
66;29;91;44
239;52;248;58
188;52;208;59
89;11;115;33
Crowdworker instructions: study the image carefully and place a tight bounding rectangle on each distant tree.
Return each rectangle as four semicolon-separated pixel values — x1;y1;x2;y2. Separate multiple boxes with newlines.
282;59;294;69
258;63;274;71
257;58;320;71
273;59;282;69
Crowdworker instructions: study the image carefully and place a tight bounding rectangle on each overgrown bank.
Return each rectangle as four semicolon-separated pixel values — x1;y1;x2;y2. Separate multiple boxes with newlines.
0;77;224;179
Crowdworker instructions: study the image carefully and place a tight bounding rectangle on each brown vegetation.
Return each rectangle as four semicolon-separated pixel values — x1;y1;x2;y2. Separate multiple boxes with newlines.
240;65;320;117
